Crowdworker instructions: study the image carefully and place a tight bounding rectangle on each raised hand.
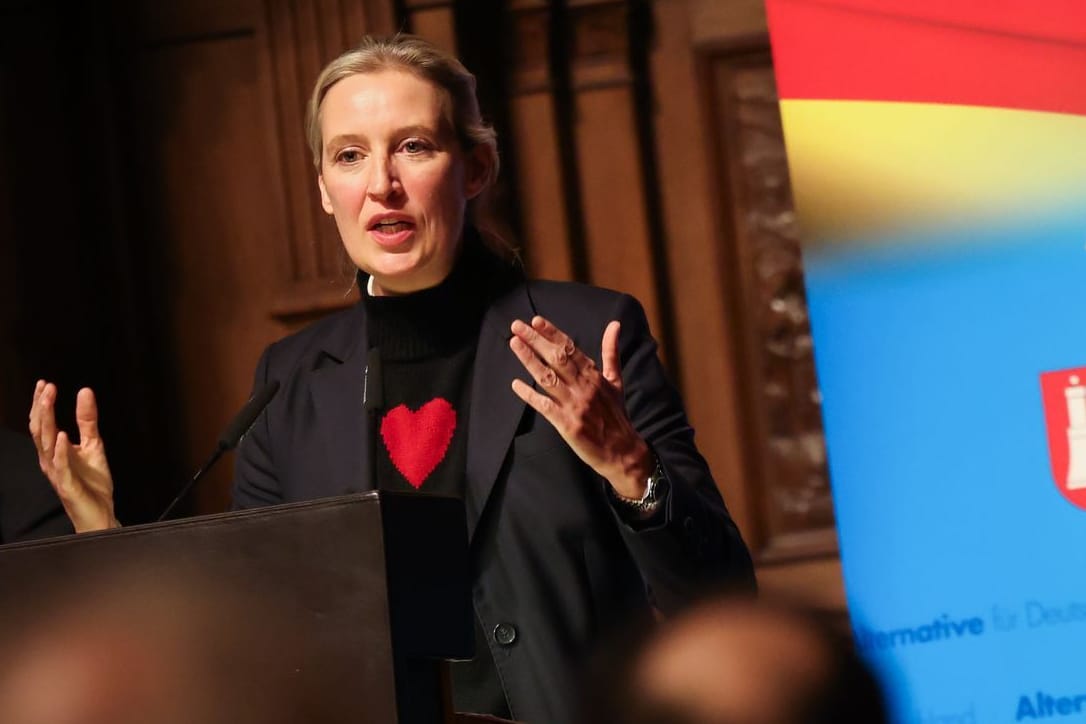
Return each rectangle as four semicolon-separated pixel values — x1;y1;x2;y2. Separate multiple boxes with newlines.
28;381;119;532
509;316;653;499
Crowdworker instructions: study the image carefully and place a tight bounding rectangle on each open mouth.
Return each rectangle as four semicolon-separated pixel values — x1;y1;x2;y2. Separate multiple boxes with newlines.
371;220;414;233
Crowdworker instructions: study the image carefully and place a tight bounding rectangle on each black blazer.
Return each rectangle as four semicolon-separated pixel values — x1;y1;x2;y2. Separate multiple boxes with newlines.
0;428;73;543
232;276;755;723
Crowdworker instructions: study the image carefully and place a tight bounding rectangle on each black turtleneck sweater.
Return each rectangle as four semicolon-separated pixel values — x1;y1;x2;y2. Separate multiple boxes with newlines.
361;238;514;718
363;260;486;498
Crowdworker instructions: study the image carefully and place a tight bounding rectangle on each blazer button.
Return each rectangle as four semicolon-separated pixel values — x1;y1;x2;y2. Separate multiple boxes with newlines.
493;622;518;646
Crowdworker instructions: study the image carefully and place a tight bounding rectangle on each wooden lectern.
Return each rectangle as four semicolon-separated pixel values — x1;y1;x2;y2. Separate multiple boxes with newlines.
0;492;473;724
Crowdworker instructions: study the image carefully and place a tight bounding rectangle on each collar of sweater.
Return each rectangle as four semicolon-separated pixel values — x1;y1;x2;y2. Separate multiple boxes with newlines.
361;236;502;361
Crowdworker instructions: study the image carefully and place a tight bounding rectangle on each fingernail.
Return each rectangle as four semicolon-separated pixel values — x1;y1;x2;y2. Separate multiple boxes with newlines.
511;320;526;333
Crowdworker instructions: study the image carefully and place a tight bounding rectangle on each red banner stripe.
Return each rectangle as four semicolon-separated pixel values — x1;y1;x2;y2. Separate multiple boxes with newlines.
775;0;1086;45
767;0;1086;116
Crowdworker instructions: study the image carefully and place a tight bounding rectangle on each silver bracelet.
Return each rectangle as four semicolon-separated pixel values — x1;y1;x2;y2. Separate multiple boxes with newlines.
612;455;669;513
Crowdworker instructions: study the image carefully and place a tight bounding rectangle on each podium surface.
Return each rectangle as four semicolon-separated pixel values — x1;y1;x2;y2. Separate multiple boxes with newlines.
0;492;472;724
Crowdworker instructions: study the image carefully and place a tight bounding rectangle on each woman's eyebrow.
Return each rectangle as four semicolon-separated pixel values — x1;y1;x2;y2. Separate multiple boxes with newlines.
324;133;367;149
393;124;440;138
325;126;441;150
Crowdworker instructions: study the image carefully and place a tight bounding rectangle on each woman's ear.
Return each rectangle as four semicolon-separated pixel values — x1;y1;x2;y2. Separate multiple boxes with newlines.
463;145;493;201
317;174;334;214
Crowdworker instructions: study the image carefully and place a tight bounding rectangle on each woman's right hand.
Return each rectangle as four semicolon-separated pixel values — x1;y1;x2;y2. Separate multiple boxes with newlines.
28;381;119;532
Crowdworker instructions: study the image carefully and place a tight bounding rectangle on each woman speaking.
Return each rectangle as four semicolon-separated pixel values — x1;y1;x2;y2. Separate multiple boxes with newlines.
28;35;754;723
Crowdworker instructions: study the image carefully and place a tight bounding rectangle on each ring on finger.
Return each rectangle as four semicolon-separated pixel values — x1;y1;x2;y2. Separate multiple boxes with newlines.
554;339;578;369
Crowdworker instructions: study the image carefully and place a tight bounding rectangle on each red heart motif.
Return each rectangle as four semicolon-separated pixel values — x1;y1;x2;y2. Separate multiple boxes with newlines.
379;398;457;488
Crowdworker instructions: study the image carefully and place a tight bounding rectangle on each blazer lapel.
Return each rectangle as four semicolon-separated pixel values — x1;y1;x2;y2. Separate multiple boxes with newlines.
309;303;374;495
465;284;535;542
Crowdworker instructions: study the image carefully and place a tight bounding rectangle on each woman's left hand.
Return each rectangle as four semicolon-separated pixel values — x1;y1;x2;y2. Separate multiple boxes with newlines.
509;316;653;499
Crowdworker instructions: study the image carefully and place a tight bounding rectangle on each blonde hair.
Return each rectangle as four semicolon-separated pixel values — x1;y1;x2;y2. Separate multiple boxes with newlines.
305;34;499;188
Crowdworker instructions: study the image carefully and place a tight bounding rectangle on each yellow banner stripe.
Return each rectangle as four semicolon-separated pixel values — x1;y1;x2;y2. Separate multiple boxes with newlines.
780;100;1086;243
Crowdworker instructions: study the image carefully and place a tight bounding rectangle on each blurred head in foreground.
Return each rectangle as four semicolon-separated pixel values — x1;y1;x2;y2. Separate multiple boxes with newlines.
582;597;888;724
0;567;306;724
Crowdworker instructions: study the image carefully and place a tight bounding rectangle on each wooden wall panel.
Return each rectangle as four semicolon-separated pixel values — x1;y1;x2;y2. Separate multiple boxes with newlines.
757;557;846;610
689;0;768;45
127;34;290;513
406;0;460;55
568;0;662;340
647;0;757;541
683;1;843;606
705;53;837;563
646;0;844;607
575;86;660;333
507;1;574;281
469;0;669;348
509;93;575;281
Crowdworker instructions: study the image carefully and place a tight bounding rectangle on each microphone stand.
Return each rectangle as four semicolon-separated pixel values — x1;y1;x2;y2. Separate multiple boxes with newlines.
157;379;281;522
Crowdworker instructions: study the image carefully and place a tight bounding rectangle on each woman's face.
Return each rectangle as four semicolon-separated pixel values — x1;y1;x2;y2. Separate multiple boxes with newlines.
317;69;488;295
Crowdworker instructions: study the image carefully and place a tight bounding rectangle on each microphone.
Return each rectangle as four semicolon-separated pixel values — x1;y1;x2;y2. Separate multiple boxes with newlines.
157;380;280;522
364;348;383;490
364;347;383;413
